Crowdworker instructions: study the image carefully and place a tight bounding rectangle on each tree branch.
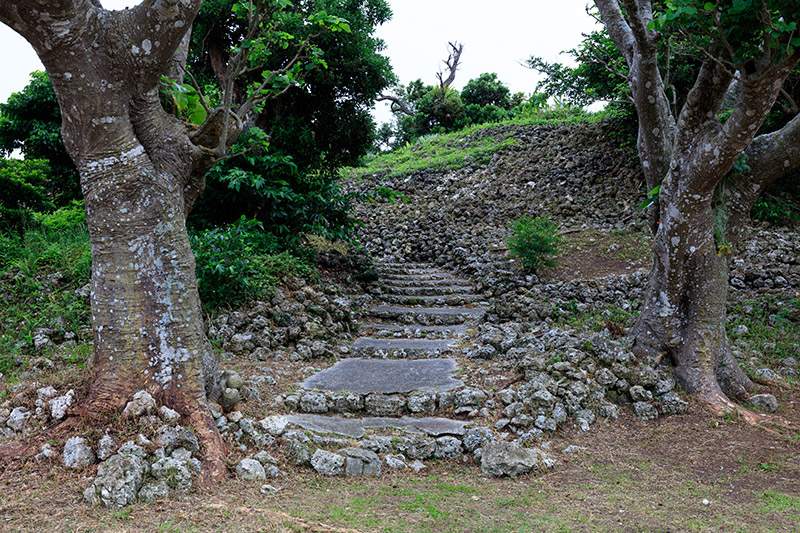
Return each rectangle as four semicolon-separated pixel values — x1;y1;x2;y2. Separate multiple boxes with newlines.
725;109;800;242
377;94;414;116
594;0;635;64
698;52;800;191
0;0;95;52
126;0;202;85
435;41;463;97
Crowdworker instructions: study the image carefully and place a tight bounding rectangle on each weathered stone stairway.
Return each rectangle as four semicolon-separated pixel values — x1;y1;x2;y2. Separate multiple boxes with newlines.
273;260;496;474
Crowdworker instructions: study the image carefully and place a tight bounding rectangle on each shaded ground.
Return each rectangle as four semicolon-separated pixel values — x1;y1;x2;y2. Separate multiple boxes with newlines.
545;227;653;282
2;387;797;532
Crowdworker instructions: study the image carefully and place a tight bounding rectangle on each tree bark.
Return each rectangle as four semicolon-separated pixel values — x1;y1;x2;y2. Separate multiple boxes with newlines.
597;0;800;419
0;0;228;481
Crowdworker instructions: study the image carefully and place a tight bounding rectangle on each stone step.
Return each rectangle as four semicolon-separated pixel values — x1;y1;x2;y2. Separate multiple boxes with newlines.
381;273;460;281
285;414;470;439
370;305;489;325
381;278;472;288
382;294;485;306
376;262;433;269
348;337;459;357
358;323;469;339
377;266;447;275
382;285;475;296
285;378;491;418
300;357;463;394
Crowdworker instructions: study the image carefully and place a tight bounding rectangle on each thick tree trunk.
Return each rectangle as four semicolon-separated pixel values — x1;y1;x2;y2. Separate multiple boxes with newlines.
632;171;756;408
78;138;226;480
0;0;230;481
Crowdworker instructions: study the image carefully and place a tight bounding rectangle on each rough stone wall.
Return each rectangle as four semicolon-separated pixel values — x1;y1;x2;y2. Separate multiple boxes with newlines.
348;120;800;322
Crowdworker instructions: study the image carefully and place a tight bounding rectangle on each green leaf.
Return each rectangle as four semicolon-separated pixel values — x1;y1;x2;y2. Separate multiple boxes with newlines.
188;106;207;125
173;92;189;112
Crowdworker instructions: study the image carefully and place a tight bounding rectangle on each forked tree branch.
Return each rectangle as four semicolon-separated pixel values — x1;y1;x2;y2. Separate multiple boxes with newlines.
435;41;464;97
377;94;414;116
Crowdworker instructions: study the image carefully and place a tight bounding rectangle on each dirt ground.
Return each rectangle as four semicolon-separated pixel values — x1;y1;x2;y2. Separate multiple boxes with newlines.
1;386;797;533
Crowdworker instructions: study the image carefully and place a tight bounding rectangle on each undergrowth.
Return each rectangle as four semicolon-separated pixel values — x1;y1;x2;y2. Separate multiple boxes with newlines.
727;296;800;367
0;208;320;378
0;203;92;376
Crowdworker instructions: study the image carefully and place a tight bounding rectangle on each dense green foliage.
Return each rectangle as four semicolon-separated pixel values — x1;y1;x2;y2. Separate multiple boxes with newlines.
188;0;394;235
381;72;557;148
461;72;512;109
385;74;517;145
0;71;80;206
190;216;314;311
0;158;54;229
505;216;561;272
190;129;366;243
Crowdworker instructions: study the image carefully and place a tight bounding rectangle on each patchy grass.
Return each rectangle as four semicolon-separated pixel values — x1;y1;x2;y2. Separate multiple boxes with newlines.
543;227;652;281
4;399;800;532
556;304;640;335
347;131;516;180
349;109;609;182
758;490;800;514
727;296;800;368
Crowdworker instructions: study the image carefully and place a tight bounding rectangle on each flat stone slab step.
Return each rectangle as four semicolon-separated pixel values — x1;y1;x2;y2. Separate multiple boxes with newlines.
376;262;433;268
358;323;469;337
381;278;472;288
301;357;463;393
371;305;489;325
377;266;446;275
382;284;474;296
382;294;485;306
285;414;469;439
381;273;459;281
349;337;459;357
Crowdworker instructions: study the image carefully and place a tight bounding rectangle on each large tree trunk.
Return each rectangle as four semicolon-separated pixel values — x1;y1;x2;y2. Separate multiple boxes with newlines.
79;135;226;480
594;0;800;421
632;169;756;412
0;0;230;481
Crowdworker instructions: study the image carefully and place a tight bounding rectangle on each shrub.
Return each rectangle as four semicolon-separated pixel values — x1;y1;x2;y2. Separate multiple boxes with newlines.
190;216;312;310
34;200;86;231
506;216;561;272
0;158;54;229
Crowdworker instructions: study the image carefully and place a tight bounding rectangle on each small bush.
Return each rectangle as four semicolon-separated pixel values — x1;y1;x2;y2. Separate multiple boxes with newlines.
506;216;560;272
34;200;86;231
190;216;312;310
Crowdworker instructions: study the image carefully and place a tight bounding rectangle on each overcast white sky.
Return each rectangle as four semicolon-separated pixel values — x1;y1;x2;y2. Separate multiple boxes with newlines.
0;0;600;124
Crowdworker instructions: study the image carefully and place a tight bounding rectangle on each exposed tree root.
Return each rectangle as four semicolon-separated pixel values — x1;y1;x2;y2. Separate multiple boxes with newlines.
1;377;229;485
698;381;796;433
184;401;228;485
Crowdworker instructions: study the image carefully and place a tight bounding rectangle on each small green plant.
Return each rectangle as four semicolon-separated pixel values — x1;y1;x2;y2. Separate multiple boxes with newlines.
190;216;313;311
506;215;560;272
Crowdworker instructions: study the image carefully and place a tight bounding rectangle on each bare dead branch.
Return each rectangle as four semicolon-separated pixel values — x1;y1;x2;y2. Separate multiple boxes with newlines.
435;41;464;97
377;94;414;116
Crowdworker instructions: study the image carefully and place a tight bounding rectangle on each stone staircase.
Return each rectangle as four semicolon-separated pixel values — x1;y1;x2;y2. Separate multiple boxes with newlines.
274;261;496;472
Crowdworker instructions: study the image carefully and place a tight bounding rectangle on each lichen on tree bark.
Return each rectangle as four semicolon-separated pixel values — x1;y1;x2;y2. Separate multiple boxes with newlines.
595;0;800;417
